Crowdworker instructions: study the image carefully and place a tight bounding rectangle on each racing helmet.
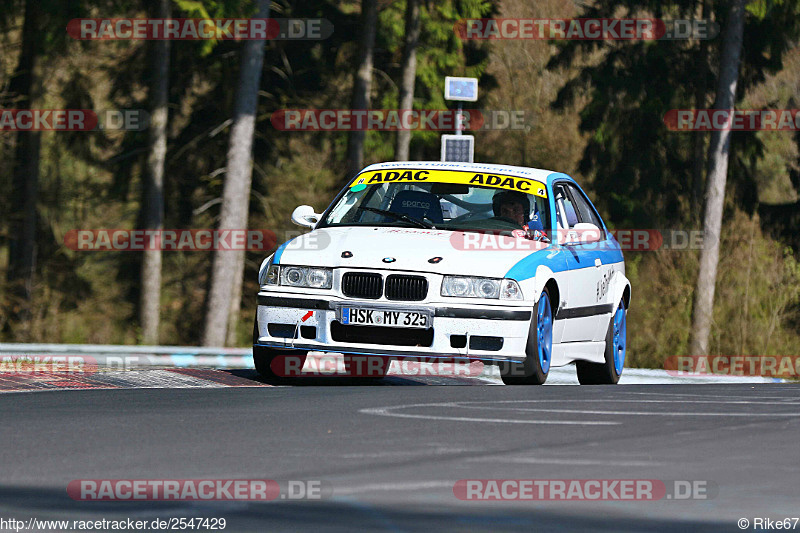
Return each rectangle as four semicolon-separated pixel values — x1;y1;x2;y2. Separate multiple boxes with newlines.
492;190;530;222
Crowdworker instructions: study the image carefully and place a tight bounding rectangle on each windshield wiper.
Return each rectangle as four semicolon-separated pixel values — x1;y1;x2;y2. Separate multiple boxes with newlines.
357;206;435;229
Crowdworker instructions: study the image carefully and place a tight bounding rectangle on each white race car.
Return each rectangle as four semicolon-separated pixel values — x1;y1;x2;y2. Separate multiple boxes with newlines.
254;162;631;384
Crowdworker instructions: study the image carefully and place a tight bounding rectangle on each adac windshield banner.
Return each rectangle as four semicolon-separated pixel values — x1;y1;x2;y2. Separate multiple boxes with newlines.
350;169;547;198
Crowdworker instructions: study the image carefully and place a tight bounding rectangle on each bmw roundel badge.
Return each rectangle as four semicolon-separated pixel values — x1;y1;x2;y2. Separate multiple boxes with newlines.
382;257;396;263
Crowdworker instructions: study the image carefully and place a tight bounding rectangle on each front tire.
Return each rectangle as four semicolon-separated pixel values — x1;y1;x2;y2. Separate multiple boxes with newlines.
500;288;553;385
576;298;626;385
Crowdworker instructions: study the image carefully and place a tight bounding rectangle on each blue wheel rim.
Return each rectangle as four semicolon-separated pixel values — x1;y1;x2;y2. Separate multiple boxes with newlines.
537;293;553;374
613;300;627;375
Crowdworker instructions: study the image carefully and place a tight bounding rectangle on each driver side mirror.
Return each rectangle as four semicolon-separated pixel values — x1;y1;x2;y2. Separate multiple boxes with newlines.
559;223;604;245
291;205;321;228
573;223;604;244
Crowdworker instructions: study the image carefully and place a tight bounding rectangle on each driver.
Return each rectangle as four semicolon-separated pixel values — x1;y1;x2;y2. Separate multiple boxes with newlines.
492;190;548;242
492;190;530;227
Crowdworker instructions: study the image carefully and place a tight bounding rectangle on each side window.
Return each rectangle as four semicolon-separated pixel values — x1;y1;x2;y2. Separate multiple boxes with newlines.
564;184;604;231
531;196;551;232
553;184;579;230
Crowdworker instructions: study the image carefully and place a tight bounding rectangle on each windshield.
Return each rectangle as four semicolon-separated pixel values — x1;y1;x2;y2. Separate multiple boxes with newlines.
322;169;551;232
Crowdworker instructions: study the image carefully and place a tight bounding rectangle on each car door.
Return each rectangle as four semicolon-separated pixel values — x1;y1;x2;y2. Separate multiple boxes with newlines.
553;182;610;343
564;183;617;341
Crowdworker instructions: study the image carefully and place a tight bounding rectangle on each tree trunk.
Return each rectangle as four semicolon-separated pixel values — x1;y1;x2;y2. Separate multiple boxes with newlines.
691;0;710;221
225;259;246;346
140;0;171;345
689;0;747;356
202;0;271;347
345;0;379;179
7;0;42;331
394;0;421;161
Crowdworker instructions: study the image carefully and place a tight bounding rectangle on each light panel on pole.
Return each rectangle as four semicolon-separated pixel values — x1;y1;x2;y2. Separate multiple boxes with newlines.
445;77;478;102
441;134;474;163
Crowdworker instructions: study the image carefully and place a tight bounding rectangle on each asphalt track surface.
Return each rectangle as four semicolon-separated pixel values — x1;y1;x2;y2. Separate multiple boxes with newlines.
1;373;798;532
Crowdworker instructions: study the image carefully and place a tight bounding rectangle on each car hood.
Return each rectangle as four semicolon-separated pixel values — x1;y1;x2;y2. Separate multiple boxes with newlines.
276;226;551;278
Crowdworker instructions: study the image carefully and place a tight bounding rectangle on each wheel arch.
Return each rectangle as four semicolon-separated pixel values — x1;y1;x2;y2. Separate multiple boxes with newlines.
526;265;560;316
609;268;631;314
543;278;560;316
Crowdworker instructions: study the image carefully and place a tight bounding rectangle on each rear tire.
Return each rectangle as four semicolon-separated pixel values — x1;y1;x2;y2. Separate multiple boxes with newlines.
500;288;553;385
576;298;626;385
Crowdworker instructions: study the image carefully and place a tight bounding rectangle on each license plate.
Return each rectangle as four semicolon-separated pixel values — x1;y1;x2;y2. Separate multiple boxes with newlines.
341;308;430;328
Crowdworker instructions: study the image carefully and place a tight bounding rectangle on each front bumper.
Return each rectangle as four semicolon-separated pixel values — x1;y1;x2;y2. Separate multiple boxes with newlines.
254;292;533;362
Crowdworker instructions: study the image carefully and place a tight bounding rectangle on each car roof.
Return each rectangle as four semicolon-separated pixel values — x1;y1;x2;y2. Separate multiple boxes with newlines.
359;161;560;184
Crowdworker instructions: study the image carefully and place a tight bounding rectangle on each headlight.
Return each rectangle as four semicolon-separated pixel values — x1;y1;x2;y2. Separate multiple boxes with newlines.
266;265;332;289
441;276;523;300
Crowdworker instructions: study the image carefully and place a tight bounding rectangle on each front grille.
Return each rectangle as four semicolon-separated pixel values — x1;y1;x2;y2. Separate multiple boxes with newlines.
330;321;434;347
385;275;428;301
342;272;383;299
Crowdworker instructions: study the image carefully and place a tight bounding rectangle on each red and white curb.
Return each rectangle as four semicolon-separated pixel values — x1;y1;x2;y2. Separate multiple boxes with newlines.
0;368;271;393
